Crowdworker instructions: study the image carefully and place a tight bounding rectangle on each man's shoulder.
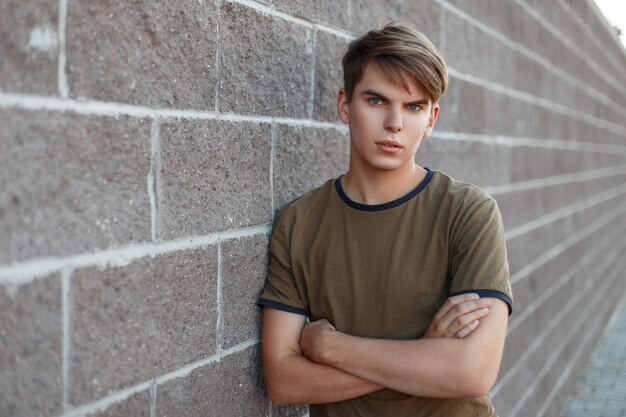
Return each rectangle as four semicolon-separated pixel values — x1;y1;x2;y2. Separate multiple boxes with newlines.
274;178;337;227
432;170;496;207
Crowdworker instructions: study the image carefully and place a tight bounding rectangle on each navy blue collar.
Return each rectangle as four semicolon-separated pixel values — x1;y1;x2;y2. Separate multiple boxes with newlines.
335;168;434;212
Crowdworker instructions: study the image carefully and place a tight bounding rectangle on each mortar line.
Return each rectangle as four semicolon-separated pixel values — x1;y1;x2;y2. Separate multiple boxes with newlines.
432;131;626;156
511;0;626;97
507;269;620;417
0;224;271;284
216;243;223;352
308;29;317;120
448;68;626;137
225;0;354;40
492;247;623;397
556;0;625;76
62;269;72;411
507;220;626;334
509;205;625;285
150;379;156;417
213;1;222;113
436;0;626;114
148;118;160;242
505;183;626;241
56;338;259;417
484;165;626;195
58;0;69;98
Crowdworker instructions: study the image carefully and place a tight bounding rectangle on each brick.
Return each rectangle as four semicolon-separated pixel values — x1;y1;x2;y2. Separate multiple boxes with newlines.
66;0;219;109
436;78;486;134
402;0;444;47
70;246;218;405
0;109;151;264
86;390;150;417
272;0;350;28
273;125;348;211
0;274;62;417
220;234;269;349
157;119;272;239
218;2;313;117
156;345;268;417
313;30;346;122
441;12;515;90
0;0;58;94
416;136;512;188
348;0;397;33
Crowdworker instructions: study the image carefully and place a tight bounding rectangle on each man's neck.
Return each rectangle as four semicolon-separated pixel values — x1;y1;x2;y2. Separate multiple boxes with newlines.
341;164;427;205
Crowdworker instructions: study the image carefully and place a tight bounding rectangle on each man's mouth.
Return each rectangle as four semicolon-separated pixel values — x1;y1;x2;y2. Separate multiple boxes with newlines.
375;140;403;153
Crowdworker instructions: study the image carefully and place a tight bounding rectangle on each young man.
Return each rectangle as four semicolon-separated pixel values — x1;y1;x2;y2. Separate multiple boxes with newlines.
258;22;513;416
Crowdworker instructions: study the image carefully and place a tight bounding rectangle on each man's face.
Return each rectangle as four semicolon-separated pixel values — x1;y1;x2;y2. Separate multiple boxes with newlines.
338;63;438;176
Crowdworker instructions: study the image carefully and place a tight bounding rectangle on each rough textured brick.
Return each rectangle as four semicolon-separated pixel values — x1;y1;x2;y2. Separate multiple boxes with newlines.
272;0;350;28
402;0;444;46
348;0;398;32
66;0;219;109
313;30;346;122
156;345;268;417
442;11;515;88
0;109;151;264
218;2;313;117
0;0;58;94
273;125;348;211
0;275;62;417
220;234;269;349
416;136;512;188
436;78;486;134
158;119;271;239
86;390;150;417
70;246;218;405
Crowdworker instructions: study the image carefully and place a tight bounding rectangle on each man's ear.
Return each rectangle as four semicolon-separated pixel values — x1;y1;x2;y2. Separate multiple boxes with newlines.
337;88;350;124
423;103;439;138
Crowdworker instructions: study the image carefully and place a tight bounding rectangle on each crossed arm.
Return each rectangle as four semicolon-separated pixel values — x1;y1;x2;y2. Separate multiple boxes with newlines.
262;294;508;404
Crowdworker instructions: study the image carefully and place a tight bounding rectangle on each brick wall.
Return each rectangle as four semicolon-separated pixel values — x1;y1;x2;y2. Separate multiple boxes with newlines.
1;1;625;416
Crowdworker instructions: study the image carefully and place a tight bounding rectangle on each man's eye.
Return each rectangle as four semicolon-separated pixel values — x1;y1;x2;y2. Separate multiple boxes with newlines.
408;104;421;111
369;98;382;105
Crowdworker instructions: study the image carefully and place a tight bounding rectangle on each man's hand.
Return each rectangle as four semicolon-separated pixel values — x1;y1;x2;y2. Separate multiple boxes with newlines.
299;318;337;364
423;293;492;339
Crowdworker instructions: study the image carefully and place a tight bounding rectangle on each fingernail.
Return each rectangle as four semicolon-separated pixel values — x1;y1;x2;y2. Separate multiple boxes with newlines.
483;299;492;306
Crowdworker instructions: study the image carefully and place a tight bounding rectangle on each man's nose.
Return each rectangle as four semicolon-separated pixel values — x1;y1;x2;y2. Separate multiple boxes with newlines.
384;107;403;133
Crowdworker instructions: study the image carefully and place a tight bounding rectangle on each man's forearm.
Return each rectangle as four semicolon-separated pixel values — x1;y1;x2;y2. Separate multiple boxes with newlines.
264;350;383;404
300;298;508;398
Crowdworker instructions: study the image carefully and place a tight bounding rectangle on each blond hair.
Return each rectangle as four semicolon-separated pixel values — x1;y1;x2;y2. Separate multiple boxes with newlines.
342;22;448;103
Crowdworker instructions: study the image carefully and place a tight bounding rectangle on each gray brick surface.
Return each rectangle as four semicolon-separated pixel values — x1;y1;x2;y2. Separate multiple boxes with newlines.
272;0;350;28
0;110;152;263
156;345;268;417
273;125;348;211
0;0;58;94
157;119;272;239
218;2;313;117
313;30;346;122
66;0;219;109
70;246;218;405
220;234;269;349
0;275;63;417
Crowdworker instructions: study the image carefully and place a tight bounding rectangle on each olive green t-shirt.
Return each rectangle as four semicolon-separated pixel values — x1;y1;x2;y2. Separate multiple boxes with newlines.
259;169;513;417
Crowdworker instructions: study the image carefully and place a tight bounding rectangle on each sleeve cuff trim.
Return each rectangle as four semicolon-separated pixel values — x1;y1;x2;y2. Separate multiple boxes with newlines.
450;289;513;316
258;299;308;316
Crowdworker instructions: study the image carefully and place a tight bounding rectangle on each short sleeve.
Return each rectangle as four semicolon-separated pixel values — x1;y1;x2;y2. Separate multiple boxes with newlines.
448;197;514;315
258;219;308;316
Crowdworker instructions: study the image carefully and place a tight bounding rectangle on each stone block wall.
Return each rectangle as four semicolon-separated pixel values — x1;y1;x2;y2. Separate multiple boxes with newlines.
1;1;625;416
